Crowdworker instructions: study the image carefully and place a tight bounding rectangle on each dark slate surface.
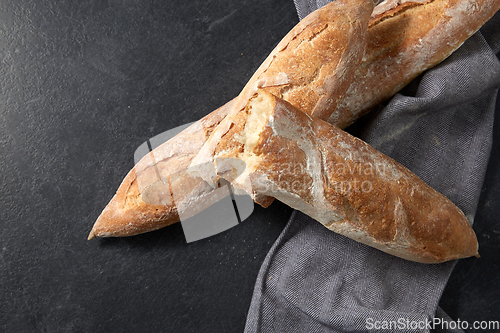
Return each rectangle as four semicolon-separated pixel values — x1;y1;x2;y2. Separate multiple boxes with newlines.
0;0;498;332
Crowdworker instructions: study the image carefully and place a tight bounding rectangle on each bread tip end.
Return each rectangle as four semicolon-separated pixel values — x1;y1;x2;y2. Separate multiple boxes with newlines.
87;229;96;240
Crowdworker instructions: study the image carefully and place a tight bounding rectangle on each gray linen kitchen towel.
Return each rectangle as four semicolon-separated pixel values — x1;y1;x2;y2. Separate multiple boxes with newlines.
244;2;500;332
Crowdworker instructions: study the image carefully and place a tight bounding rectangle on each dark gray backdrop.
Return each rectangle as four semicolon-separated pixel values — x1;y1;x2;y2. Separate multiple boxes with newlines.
1;1;499;332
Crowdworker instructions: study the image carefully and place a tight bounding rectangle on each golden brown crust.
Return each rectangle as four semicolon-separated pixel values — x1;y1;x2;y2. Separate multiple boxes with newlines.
218;91;478;263
88;169;180;239
88;100;233;239
235;0;375;121
329;0;500;128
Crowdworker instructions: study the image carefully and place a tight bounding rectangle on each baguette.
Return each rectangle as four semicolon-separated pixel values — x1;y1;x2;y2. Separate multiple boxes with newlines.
88;0;375;239
89;0;499;242
209;90;479;263
329;0;500;128
87;100;233;239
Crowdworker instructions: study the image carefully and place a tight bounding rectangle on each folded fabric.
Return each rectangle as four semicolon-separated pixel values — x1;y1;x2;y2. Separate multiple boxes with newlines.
244;2;500;332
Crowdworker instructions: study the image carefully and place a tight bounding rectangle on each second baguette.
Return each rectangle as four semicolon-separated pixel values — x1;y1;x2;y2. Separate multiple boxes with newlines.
329;0;500;127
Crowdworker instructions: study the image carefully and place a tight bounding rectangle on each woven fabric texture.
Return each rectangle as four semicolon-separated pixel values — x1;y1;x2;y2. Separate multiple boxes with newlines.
244;2;500;332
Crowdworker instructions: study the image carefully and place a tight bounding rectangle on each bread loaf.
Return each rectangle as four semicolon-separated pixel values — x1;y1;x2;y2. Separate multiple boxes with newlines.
89;0;499;244
87;100;233;239
210;90;479;263
329;0;500;128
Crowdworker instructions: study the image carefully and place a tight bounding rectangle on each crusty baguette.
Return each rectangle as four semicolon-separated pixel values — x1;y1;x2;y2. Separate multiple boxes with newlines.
89;0;500;241
329;0;500;128
89;0;375;239
87;100;233;239
210;90;479;263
